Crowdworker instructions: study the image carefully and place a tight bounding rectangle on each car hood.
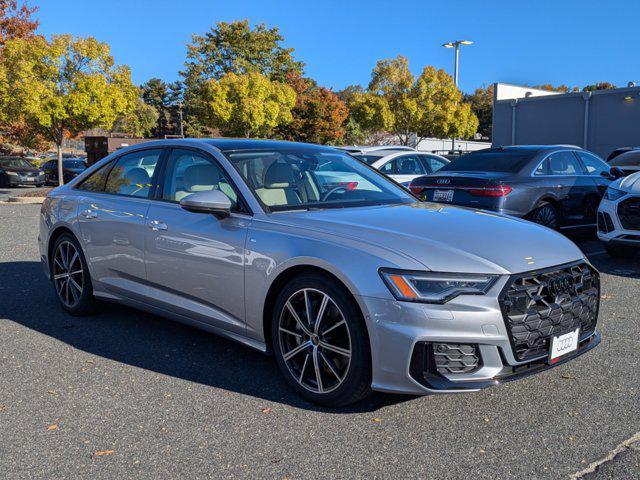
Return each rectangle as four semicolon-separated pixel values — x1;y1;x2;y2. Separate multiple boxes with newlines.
269;203;584;275
615;171;640;193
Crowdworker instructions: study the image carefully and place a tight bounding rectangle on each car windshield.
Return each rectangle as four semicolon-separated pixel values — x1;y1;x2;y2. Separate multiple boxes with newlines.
439;150;537;173
352;154;381;165
65;160;87;168
224;148;416;211
610;152;640;167
0;158;32;169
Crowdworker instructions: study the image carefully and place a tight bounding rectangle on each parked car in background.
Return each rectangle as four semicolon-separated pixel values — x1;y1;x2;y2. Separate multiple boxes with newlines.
409;145;625;230
40;139;600;406
597;171;640;257
362;150;449;185
606;147;639;163
41;158;88;185
607;149;640;176
0;157;45;187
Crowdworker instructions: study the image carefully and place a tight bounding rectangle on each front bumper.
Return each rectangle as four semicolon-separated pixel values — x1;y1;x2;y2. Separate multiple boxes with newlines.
598;196;640;247
359;262;600;395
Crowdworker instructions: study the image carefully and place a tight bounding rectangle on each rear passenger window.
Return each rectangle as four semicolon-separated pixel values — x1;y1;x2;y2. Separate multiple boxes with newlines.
76;162;113;192
547;151;582;175
104;149;162;198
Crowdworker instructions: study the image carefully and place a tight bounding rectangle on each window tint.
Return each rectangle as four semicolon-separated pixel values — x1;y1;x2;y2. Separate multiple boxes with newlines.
534;159;549;175
163;149;238;208
547;151;582;175
610;151;640;167
395;155;426;175
420;155;447;173
104;149;161;197
76;162;113;192
577;151;608;176
379;160;396;174
440;150;536;173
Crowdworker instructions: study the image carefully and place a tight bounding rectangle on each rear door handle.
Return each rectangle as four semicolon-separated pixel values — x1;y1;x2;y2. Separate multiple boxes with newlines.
80;209;97;219
148;220;168;231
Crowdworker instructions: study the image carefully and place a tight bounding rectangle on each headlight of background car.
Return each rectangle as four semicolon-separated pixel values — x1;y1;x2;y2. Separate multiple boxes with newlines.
604;187;627;201
379;269;498;304
6;171;18;176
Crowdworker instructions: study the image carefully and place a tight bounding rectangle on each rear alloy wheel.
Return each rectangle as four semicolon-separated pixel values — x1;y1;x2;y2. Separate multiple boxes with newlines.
272;273;371;406
51;234;97;315
529;202;559;229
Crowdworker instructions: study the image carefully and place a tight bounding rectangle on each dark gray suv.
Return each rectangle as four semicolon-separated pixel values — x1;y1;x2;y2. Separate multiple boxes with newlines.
409;145;624;229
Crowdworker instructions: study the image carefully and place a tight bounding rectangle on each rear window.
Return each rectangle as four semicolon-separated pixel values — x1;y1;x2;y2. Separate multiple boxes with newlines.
352;154;381;165
440;151;536;173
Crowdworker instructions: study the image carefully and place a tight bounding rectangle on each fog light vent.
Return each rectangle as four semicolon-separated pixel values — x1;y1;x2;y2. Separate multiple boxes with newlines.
433;343;481;374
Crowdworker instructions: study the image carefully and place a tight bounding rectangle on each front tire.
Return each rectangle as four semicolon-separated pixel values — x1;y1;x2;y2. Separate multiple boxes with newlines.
51;233;97;315
271;273;372;406
605;242;637;258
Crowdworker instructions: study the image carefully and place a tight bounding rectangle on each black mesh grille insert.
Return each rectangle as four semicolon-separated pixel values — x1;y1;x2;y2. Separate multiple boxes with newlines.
499;262;599;362
433;343;481;374
618;197;640;231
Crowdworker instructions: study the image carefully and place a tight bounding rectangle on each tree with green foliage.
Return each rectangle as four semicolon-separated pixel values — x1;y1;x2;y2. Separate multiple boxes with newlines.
182;20;304;137
113;96;159;137
348;56;478;145
201;72;296;138
583;82;617;92
278;75;348;144
141;77;184;137
0;34;138;184
466;84;494;140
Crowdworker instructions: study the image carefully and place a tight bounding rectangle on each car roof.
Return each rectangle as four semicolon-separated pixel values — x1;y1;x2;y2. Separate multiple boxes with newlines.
336;145;416;154
490;145;582;152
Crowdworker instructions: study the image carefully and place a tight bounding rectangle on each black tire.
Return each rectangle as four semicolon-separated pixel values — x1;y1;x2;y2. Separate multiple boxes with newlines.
36;183;44;188
50;233;97;316
604;242;637;258
527;202;560;229
271;272;372;407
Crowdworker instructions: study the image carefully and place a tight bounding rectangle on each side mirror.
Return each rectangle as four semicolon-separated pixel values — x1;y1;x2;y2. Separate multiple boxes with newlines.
609;167;626;179
179;190;232;217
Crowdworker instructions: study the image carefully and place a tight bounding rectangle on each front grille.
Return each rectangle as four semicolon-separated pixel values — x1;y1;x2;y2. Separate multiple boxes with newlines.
598;211;614;233
433;343;481;374
618;197;640;231
499;262;599;362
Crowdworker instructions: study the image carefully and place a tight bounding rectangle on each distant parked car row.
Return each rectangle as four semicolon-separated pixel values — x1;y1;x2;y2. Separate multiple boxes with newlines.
337;146;450;185
40;158;88;185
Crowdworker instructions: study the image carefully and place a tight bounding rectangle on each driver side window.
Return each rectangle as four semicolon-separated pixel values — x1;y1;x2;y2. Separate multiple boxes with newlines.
162;149;238;209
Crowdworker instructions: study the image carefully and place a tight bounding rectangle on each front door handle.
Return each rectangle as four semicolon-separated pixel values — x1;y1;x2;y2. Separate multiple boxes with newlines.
81;209;98;219
148;220;168;231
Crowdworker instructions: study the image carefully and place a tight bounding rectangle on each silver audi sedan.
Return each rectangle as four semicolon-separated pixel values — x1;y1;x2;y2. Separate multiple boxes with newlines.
39;139;600;406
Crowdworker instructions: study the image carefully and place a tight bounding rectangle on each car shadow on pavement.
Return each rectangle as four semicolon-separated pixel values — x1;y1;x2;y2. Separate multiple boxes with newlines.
0;261;416;413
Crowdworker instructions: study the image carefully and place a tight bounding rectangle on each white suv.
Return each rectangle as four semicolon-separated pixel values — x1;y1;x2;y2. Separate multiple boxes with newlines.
597;171;640;257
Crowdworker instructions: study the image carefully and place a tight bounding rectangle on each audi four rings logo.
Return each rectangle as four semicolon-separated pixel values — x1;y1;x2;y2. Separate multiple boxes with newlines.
436;179;451;185
555;337;574;352
547;274;575;297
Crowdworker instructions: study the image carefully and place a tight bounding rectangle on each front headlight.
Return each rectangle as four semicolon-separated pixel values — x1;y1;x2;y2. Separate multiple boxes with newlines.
6;171;18;176
379;269;499;304
605;187;627;201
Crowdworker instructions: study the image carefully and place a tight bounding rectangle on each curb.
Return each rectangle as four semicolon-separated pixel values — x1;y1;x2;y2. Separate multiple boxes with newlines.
6;196;47;204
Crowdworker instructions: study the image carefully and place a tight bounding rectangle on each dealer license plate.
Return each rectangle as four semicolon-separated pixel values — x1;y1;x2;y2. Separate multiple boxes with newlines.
549;328;580;363
433;189;454;202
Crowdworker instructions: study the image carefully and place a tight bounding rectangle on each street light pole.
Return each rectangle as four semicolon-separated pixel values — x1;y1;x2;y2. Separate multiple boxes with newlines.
442;40;473;151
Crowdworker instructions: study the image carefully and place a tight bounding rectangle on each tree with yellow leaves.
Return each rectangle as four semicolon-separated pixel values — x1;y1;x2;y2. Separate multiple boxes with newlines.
201;71;296;138
0;34;138;184
348;56;478;146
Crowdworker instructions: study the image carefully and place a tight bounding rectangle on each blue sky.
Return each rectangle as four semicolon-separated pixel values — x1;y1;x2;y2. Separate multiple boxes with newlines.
38;0;639;93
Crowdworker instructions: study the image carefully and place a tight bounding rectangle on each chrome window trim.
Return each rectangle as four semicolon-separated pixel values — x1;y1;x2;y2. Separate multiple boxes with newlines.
530;149;592;178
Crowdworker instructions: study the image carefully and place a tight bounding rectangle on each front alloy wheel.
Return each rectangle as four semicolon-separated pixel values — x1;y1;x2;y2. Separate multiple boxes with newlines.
272;273;371;406
278;288;352;394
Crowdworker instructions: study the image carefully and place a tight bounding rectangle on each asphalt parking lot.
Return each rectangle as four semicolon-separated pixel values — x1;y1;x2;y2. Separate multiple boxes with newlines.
1;204;638;479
